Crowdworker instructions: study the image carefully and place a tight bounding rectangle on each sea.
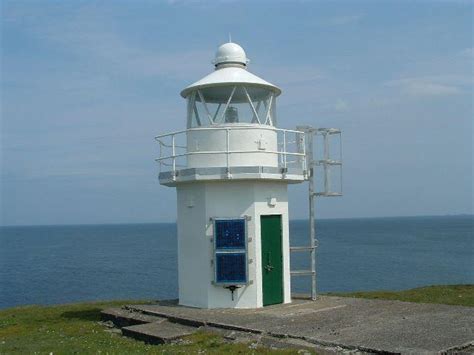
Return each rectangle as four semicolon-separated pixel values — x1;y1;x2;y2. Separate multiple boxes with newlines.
0;215;472;309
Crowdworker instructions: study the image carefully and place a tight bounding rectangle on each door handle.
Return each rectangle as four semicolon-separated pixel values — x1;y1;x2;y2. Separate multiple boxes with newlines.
264;264;274;272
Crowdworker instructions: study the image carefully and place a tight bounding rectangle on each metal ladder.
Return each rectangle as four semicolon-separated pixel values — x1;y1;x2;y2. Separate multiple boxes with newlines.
290;126;342;300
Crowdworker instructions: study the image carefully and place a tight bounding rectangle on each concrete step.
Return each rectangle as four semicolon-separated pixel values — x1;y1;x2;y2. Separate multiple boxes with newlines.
101;307;165;328
121;320;198;344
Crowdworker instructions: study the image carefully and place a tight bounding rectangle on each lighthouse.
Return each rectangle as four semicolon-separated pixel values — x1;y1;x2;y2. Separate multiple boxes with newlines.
155;42;340;309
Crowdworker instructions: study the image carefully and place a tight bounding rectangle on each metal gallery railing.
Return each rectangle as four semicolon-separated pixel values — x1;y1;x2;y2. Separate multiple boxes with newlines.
154;126;307;178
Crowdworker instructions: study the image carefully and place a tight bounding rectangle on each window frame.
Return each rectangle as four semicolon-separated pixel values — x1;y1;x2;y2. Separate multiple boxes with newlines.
212;217;249;286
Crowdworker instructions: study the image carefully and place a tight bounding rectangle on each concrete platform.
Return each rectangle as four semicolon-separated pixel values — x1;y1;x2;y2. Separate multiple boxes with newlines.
101;307;163;327
102;296;474;354
122;320;197;344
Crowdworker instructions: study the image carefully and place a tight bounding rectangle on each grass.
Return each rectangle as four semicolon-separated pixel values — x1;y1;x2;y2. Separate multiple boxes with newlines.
0;300;306;354
325;284;474;307
1;285;472;354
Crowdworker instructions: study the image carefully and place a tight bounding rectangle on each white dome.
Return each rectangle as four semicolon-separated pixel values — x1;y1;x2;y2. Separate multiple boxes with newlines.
213;42;249;66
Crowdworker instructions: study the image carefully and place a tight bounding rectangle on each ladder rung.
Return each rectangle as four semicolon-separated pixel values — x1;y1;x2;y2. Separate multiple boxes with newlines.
313;160;342;166
290;246;315;252
313;192;342;197
291;270;316;276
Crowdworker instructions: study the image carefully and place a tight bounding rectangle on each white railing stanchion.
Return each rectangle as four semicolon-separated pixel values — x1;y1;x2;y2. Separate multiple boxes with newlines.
323;132;329;194
172;134;176;180
283;130;287;169
302;133;307;176
340;131;343;195
226;128;230;178
159;141;163;174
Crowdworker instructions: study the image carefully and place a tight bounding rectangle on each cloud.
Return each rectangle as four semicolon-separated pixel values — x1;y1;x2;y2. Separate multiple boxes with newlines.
334;99;349;112
384;76;465;97
459;47;474;59
5;3;213;82
42;28;210;81
254;65;325;86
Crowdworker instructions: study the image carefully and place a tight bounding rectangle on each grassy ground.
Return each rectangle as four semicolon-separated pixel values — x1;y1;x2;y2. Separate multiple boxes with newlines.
0;300;304;354
1;285;472;354
325;284;474;307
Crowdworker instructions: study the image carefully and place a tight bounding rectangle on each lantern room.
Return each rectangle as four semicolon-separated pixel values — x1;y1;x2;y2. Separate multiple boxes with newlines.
182;42;279;129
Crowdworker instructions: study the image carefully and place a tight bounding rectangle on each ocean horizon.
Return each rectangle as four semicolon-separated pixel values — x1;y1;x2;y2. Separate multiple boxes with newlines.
1;214;472;309
2;213;473;228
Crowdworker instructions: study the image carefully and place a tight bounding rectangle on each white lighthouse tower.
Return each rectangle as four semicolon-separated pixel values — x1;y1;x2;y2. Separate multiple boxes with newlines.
156;42;341;309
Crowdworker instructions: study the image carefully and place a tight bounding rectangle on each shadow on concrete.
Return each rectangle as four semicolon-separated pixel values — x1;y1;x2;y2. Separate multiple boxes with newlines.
148;299;179;307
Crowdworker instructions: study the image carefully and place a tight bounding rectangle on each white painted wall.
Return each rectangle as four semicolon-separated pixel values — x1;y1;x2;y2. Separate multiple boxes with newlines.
186;124;278;168
176;180;290;308
176;183;208;308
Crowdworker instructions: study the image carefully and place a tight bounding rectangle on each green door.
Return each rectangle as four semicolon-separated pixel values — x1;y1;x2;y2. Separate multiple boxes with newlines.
261;215;283;306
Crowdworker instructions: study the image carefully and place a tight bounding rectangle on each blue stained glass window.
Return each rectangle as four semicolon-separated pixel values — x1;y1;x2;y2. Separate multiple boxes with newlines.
215;252;246;283
215;219;245;250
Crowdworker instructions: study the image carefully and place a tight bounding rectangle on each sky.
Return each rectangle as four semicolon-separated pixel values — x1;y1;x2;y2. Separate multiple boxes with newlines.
1;0;472;226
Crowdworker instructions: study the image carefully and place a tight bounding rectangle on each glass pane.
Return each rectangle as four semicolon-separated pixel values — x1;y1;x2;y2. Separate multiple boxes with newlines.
255;96;270;124
219;87;255;124
215;219;246;249
187;86;276;126
194;94;225;125
215;252;247;283
270;95;277;126
194;100;208;125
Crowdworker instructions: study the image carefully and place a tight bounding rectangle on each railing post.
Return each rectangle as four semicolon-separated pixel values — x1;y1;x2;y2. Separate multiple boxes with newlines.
226;128;230;178
283;130;287;169
159;140;163;174
302;132;307;176
323;132;330;194
279;132;283;166
340;131;343;195
307;130;317;300
172;134;176;180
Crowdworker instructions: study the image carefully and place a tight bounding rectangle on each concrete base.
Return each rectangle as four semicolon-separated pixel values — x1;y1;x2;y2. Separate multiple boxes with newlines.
122;321;197;345
102;296;474;354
